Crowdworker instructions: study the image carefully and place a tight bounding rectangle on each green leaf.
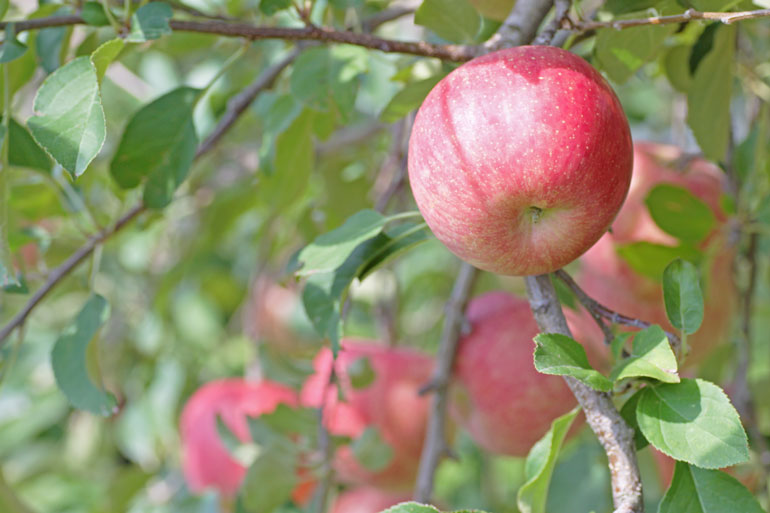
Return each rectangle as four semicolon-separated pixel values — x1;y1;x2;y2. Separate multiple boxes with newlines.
36;16;69;73
0;0;8;19
662;44;693;93
51;295;118;416
603;0;658;14
616;242;701;280
258;109;314;212
663;259;704;334
240;445;297;513
348;355;376;389
687;23;735;162
357;222;431;280
620;389;649;450
380;75;445;123
594;14;676;83
8;118;51;171
659;462;765;513
0;24;27;63
297;209;387;276
517;408;580;513
126;2;173;42
610;325;679;383
414;0;481;44
258;404;317;438
91;38;124;83
110;87;199;208
645;184;716;244
351;426;394;472
259;0;293;15
81;2;111;26
689;23;718;75
636;378;749;469
610;332;632;361
383;504;440;513
28;56;105;178
290;46;368;122
533;334;613;392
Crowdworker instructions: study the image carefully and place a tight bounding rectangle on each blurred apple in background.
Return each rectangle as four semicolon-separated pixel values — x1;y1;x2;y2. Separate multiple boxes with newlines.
450;291;605;457
577;142;735;365
331;487;409;513
179;378;298;497
243;274;318;352
301;340;434;491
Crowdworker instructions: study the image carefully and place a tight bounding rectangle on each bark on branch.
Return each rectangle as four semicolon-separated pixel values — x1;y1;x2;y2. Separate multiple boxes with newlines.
525;274;643;513
413;262;478;503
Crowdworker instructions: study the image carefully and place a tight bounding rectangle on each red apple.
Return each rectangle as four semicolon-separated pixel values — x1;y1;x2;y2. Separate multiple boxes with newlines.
301;340;434;491
408;46;633;276
331;487;409;513
577;142;735;365
451;291;604;456
179;378;298;497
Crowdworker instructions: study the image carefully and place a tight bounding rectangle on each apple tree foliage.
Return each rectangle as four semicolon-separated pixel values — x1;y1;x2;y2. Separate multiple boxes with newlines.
0;0;769;512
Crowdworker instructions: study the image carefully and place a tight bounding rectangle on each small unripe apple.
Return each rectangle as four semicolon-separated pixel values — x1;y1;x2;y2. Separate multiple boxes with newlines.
451;291;604;456
301;340;434;491
408;46;633;276
179;378;297;497
577;142;735;365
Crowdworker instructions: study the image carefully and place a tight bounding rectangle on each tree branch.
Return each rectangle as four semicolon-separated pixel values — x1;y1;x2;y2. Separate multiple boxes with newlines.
0;204;144;346
485;0;555;50
525;274;643;513
554;269;682;355
572;7;770;32
0;51;299;345
413;262;478;504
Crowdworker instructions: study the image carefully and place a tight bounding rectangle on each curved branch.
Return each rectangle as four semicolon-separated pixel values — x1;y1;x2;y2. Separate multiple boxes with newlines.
414;262;478;503
0;204;145;345
0;15;476;62
167;20;476;61
526;274;643;513
554;269;682;354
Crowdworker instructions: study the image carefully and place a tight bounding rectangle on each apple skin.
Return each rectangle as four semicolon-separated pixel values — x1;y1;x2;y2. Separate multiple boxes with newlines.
179;378;298;497
408;46;633;276
301;340;434;491
576;142;735;365
331;487;409;513
450;291;605;456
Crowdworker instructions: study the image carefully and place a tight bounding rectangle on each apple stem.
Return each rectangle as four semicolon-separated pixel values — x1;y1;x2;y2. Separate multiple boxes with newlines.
528;206;544;223
526;274;644;513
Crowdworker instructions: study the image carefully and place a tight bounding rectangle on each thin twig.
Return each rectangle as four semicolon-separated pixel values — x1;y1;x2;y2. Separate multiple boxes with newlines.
572;7;770;32
526;274;643;513
195;49;299;157
310;370;335;513
413;262;478;504
554;269;682;355
0;53;299;345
